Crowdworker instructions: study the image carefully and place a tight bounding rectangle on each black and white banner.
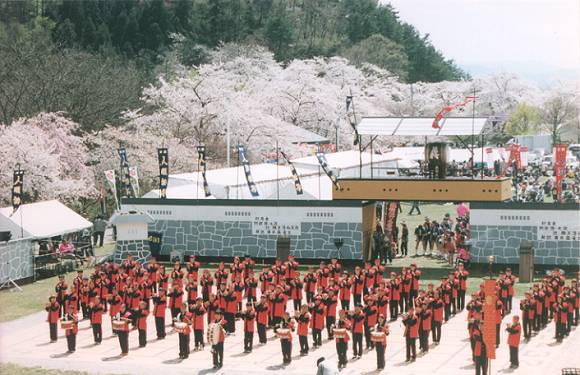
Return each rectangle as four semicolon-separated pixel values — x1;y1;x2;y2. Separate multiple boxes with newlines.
280;150;303;195
117;147;134;198
196;145;212;197
237;144;259;197
157;148;169;199
346;95;359;146
104;170;119;209
11;166;24;213
316;152;341;190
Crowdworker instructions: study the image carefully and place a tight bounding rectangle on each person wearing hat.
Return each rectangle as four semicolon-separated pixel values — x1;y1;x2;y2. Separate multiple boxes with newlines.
240;302;256;353
334;310;351;369
116;304;132;356
373;314;390;370
175;304;192;359
210;309;226;369
350;303;364;359
506;315;521;368
72;270;84;312
54;275;68;318
63;311;79;353
402;306;418;362
191;297;206;350
278;311;295;365
45;295;60;342
303;267;317;304
89;296;104;344
339;271;351;310
152;289;167;339
296;304;311;355
310;296;326;347
135;300;149;347
255;295;269;344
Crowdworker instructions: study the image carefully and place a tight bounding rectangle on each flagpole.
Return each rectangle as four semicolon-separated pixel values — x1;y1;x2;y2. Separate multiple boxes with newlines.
196;149;200;200
276;140;280;201
471;87;476;179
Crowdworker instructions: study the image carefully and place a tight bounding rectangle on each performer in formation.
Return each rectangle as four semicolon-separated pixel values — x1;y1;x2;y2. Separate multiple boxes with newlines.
44;255;576;372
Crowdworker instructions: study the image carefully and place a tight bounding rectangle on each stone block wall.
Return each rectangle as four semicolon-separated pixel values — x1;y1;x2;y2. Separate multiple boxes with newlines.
150;220;362;260
471;224;580;266
0;238;33;282
113;240;151;265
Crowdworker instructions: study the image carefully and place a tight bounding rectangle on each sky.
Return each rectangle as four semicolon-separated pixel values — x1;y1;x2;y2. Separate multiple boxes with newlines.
385;0;580;82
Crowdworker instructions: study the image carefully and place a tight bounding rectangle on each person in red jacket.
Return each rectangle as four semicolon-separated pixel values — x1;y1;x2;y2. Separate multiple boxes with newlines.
168;283;184;326
240;302;256;352
245;273;258;304
210;309;227;369
506;315;521;368
303;267;316;304
472;322;488;375
402;307;419;362
200;270;214;302
185;276;198;306
324;290;338;339
417;304;431;353
190;298;206;350
495;298;504;348
334;310;351;369
224;287;238;333
455;263;469;311
89;296;104;344
272;286;288;327
63;312;78;353
108;288;123;334
339;272;352;310
277;312;295;365
431;291;444;343
175;304;192;359
350;303;364;359
152;289;167;339
363;295;378;350
55;275;68;318
45;295;60;342
310;296;326;347
116;304;131;356
255;295;269;344
296;304;310;355
372;314;390;370
135;301;148;347
389;273;401;320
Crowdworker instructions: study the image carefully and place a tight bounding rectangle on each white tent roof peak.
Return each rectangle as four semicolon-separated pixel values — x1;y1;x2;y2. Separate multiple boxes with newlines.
358;116;488;136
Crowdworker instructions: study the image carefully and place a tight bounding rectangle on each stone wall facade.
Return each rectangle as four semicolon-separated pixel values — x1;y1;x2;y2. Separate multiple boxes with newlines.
150;220;362;260
0;238;33;282
470;203;580;266
113;240;151;265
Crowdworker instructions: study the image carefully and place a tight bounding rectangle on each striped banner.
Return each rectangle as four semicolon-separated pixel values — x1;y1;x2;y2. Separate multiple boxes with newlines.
196;145;212;197
280;150;303;195
316;152;341;190
237;144;259;197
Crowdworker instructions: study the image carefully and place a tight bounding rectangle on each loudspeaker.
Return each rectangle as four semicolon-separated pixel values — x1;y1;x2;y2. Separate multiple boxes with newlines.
276;237;291;262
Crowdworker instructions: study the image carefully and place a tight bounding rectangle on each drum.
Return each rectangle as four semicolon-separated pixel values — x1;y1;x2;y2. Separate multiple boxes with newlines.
112;320;128;331
174;322;188;334
333;328;347;339
276;328;290;339
207;323;222;345
60;320;73;330
371;332;386;342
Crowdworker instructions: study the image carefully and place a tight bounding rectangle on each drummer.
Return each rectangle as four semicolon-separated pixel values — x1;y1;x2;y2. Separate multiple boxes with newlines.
63;312;79;353
175;304;192;359
334;310;351;369
45;294;60;343
116;304;132;356
372;314;390;370
278;311;295;365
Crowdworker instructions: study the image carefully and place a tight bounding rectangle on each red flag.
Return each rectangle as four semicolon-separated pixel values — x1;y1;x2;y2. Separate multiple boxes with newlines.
554;144;568;202
496;144;520;179
432;97;476;129
482;280;497;359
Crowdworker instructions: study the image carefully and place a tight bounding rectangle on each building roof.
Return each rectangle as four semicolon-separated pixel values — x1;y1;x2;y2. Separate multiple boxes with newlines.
291;150;399;168
0;200;92;239
109;210;155;225
358;117;488;136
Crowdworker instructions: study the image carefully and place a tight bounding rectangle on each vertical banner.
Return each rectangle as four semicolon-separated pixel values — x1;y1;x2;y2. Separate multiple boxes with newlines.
382;201;399;235
104;170;119;209
280;150;303;195
237;144;259;197
196;145;212;197
346;95;360;146
520;146;529;168
157;148;169;199
98;185;106;216
128;166;140;197
482;279;497;359
11;166;24;213
485;147;494;170
117;147;134;198
554;144;568;203
316;152;341;190
496;144;519;179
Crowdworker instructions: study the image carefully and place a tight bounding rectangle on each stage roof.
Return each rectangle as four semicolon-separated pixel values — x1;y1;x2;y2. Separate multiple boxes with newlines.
357;117;488;137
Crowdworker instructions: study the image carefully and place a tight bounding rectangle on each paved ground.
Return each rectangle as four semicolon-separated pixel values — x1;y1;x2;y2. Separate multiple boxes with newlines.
0;297;578;375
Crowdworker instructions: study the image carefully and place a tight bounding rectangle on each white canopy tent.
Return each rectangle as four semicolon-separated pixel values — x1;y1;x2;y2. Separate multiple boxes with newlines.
357;117;489;137
0;200;92;240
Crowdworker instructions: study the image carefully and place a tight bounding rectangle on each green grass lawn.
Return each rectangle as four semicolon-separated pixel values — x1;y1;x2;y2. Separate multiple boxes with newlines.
0;363;124;375
0;243;114;323
0;204;551;323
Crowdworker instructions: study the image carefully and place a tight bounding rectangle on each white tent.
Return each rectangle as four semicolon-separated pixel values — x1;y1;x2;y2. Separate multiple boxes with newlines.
0;200;92;239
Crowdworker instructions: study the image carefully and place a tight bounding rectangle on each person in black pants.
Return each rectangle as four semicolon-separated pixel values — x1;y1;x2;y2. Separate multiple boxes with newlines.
334;313;350;369
64;313;78;353
409;201;421;215
402;308;418;362
373;315;389;370
211;311;226;369
350;305;364;359
401;223;409;257
241;303;255;353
